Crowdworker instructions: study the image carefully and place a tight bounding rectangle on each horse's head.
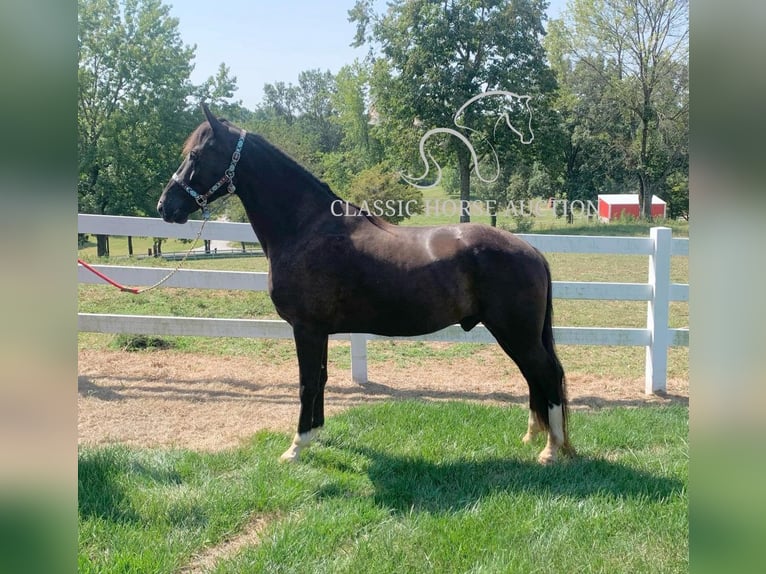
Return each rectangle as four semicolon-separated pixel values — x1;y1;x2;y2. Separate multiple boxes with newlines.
157;103;246;223
493;93;534;145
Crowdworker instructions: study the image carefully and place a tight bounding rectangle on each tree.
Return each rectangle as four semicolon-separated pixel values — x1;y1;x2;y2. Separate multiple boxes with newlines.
321;61;385;194
78;0;196;255
256;70;343;181
351;0;558;222
506;165;536;231
545;21;635;204
557;0;688;218
296;69;343;153
260;69;341;154
262;81;299;124
195;63;252;125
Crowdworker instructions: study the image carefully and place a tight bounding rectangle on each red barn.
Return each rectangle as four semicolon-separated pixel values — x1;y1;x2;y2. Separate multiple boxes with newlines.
598;194;666;222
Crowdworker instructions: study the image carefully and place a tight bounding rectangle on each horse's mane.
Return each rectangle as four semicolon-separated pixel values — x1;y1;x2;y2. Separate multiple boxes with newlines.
248;132;342;201
251;133;393;231
182;122;208;156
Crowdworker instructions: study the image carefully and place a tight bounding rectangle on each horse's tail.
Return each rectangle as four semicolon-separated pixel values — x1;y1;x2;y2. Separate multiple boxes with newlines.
540;254;571;448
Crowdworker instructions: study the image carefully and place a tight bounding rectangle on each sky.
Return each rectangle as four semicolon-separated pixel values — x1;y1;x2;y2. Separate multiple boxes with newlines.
169;0;568;110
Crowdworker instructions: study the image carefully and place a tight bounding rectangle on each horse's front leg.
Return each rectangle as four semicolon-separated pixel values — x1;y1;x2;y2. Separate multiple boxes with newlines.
280;326;328;462
311;337;329;432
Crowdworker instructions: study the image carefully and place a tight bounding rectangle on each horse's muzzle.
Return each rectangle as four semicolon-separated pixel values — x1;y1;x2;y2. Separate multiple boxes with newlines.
157;200;188;224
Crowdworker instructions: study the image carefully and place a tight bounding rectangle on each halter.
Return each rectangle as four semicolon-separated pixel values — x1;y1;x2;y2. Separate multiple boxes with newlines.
172;128;247;219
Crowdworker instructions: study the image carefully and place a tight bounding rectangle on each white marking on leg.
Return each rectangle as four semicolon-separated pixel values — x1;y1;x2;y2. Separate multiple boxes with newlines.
522;409;542;444
279;431;314;463
538;404;563;465
548;404;564;446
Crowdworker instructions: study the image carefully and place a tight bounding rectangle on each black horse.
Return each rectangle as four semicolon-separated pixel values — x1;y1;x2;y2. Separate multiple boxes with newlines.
157;104;574;464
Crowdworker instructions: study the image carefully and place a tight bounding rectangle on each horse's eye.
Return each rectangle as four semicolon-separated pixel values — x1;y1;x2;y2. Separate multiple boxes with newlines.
189;150;199;162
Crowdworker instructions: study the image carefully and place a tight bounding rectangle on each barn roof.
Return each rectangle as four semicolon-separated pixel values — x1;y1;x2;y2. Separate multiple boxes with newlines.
598;194;667;205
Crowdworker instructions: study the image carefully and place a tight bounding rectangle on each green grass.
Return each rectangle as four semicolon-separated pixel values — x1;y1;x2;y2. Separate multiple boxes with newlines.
78;401;688;573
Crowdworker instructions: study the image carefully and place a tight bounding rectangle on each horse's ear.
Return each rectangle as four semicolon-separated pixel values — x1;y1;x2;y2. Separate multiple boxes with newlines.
201;102;227;139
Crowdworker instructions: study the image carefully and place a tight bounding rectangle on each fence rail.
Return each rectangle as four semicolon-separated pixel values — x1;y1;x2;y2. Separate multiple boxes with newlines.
78;214;689;393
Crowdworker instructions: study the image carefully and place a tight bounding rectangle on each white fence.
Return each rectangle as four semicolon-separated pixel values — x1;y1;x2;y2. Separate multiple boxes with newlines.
78;214;689;394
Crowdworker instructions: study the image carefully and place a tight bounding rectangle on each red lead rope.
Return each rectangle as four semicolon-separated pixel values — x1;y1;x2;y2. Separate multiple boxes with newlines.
77;259;140;294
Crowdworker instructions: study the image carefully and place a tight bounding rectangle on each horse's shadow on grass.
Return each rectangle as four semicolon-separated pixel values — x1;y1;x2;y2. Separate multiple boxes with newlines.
78;448;182;523
314;445;684;515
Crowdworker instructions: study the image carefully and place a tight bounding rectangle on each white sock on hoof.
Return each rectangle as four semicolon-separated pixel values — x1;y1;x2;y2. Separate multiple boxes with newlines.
547;404;564;446
538;446;556;465
522;409;542;443
537;404;564;464
279;431;314;463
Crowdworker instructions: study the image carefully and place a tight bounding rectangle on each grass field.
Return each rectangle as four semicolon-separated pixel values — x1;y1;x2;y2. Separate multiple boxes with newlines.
78;401;688;573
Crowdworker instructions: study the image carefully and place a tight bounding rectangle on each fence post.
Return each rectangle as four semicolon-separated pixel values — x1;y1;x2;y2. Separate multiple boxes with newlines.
350;333;368;384
645;227;672;394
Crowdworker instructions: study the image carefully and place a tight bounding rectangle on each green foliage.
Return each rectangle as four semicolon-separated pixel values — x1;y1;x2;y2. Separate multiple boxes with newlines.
76;0;689;233
195;63;253;125
549;0;688;217
257;69;342;156
504;162;550;232
347;164;424;224
79;402;688;573
325;61;385;191
351;0;560;221
77;0;252;233
666;171;689;220
78;0;197;217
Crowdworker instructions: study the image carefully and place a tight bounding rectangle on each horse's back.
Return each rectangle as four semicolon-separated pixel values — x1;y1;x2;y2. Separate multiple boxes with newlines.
353;220;538;263
269;218;548;334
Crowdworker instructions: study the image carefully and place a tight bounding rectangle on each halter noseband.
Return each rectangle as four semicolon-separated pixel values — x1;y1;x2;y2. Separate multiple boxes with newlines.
172;129;247;219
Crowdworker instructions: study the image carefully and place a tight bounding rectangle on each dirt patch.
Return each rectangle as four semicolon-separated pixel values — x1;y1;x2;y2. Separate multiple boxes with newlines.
78;346;688;451
178;513;276;574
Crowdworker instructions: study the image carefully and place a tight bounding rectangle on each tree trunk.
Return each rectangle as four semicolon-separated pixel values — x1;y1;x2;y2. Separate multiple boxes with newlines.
639;99;653;220
638;174;652;221
457;144;471;223
127;236;133;256
96;234;109;257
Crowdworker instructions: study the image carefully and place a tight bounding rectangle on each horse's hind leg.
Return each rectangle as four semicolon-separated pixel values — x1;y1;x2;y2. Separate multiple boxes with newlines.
522;403;544;444
516;345;571;464
488;326;572;464
280;326;328;463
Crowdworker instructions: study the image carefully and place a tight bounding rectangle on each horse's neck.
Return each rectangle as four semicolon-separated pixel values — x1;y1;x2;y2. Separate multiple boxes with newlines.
236;161;337;256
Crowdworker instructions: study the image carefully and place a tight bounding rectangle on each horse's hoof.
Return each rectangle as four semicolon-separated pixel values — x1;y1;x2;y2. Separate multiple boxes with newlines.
537;449;556;465
561;443;577;458
522;432;537;444
279;447;301;463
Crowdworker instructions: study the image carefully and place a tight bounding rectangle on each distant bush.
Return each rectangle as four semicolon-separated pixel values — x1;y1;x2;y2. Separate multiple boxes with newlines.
112;334;173;352
347;164;424;224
